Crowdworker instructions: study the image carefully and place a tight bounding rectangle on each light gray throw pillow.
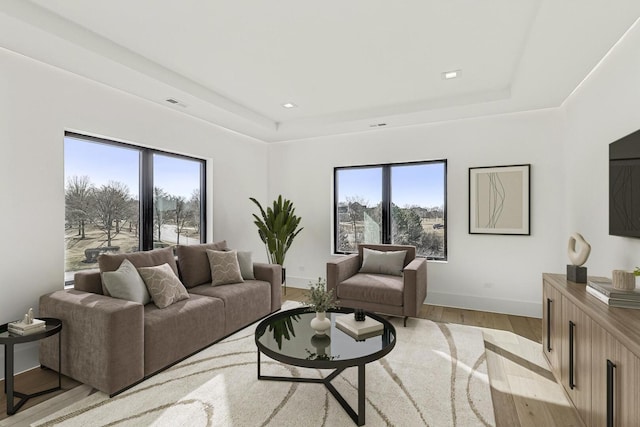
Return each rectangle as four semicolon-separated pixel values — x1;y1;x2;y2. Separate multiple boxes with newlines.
359;248;407;276
207;249;244;286
138;263;190;309
101;259;152;304
236;251;255;280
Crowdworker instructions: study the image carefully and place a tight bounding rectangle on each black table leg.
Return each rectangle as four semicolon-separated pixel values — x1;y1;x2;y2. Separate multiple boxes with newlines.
5;342;15;415
259;363;367;426
358;364;365;426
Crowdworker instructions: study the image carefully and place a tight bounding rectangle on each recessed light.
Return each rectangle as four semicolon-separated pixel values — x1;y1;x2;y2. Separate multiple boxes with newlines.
282;102;297;109
442;69;461;80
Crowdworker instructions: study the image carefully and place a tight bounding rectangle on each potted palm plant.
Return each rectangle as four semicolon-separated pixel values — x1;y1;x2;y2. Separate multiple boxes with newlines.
249;195;303;284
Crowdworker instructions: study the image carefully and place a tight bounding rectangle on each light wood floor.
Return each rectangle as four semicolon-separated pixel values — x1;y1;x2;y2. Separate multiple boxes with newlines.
1;287;583;426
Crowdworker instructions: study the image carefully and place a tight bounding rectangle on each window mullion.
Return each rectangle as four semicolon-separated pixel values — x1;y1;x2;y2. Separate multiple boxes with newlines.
382;166;392;244
141;149;154;251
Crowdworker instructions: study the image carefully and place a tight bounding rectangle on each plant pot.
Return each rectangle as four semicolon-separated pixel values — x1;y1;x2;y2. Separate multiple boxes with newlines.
612;270;636;291
310;311;331;335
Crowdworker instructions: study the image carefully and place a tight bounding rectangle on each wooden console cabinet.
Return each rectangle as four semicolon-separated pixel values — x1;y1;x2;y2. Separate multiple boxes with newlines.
542;273;640;427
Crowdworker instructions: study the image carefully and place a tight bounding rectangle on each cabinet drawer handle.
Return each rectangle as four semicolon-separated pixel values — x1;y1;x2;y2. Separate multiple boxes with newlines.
569;320;576;389
607;359;616;427
546;298;552;352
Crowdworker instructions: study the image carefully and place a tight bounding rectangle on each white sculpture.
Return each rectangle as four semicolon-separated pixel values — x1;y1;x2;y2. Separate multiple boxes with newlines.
567;233;591;266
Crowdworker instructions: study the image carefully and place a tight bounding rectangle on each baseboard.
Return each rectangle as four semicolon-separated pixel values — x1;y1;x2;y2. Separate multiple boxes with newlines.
284;277;542;318
284;276;317;289
0;342;39;380
426;291;542;318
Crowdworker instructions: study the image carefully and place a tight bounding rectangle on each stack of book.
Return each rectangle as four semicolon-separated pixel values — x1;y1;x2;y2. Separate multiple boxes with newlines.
335;314;383;340
8;318;46;335
587;279;640;309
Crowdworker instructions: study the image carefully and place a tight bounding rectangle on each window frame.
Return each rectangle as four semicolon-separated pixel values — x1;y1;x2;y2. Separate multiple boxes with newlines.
64;131;207;277
333;159;447;260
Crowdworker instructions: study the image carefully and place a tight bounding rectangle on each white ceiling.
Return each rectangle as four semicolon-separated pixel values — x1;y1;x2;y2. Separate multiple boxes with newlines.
1;1;639;142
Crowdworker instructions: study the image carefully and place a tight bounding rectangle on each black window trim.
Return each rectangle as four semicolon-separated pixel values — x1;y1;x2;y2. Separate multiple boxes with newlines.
333;159;447;261
64;131;207;253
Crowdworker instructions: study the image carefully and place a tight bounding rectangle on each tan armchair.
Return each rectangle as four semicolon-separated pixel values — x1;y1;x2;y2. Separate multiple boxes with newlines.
327;244;427;326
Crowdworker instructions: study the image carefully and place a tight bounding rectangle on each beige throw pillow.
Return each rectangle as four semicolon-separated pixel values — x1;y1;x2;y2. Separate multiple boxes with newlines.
207;249;244;286
175;241;229;288
138;263;189;309
359;248;407;276
101;259;152;305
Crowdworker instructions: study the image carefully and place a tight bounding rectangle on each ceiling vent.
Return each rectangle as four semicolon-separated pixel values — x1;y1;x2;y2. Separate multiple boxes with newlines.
165;98;187;107
369;123;387;128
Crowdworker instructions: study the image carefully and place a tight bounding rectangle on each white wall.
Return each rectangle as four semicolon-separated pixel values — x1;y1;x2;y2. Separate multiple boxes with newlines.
268;109;567;318
564;21;640;275
0;48;269;378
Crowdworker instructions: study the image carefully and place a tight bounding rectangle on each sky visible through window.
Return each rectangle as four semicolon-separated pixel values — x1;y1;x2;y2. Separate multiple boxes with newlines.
338;163;445;208
65;137;200;198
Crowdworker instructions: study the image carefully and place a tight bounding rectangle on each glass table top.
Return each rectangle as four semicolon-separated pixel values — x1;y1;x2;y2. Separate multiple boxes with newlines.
255;307;396;365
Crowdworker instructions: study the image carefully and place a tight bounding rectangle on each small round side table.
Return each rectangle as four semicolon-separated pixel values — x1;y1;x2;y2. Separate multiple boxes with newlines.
0;317;62;415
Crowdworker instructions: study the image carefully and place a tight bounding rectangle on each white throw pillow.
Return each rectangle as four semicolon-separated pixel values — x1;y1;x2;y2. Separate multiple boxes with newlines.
101;259;152;304
359;248;407;276
236;251;255;280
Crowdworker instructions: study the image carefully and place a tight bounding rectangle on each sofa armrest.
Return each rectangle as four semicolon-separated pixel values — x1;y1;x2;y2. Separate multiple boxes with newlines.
39;290;144;395
253;263;282;312
403;257;428;317
326;254;360;298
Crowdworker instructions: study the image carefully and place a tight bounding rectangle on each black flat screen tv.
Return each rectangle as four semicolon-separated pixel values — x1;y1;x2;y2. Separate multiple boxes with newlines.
610;128;640;238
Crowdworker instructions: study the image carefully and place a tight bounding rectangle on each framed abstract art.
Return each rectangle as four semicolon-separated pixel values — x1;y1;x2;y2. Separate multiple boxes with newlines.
469;164;530;235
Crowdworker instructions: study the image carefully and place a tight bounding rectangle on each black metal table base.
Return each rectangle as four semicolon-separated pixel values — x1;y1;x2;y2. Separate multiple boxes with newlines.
257;351;366;426
3;328;62;415
7;386;62;416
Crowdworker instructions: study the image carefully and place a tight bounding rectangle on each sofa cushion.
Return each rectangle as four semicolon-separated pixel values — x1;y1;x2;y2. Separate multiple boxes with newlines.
236;251;255;280
101;259;151;305
338;273;404;307
176;241;228;288
143;294;225;376
207;249;244;286
98;247;178;296
189;280;271;335
138;263;190;309
359;248;407;276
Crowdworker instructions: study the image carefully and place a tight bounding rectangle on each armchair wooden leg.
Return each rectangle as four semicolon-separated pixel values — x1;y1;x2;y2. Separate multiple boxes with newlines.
403;316;408;327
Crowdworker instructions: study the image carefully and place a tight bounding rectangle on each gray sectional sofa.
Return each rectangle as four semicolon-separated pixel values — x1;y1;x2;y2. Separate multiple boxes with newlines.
39;242;281;396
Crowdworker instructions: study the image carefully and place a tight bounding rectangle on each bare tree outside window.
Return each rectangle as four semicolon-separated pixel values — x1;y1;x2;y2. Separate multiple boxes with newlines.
64;133;206;282
92;181;132;247
65;175;92;239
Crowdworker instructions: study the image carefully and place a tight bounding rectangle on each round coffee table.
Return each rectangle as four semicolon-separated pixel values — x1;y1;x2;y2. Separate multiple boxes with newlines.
255;307;396;426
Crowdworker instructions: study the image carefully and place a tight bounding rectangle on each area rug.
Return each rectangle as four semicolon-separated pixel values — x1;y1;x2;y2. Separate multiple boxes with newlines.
33;301;495;426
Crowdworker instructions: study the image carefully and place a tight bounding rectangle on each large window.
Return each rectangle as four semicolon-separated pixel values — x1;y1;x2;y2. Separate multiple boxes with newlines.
334;160;446;260
64;132;206;281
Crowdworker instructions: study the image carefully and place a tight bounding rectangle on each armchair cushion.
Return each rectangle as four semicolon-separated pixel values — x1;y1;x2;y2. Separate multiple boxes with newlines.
338;273;404;307
359;248;407;276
